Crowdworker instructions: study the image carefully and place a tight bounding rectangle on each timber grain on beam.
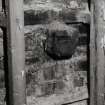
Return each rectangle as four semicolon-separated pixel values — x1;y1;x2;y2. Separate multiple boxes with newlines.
4;0;26;105
90;0;105;105
0;0;2;11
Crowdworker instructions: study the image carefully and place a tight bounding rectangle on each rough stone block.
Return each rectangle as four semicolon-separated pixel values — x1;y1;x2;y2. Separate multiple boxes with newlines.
44;21;79;59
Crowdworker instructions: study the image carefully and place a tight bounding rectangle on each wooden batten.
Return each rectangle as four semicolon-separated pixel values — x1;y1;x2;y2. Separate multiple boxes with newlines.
4;0;26;105
90;0;96;105
0;0;2;11
90;0;105;105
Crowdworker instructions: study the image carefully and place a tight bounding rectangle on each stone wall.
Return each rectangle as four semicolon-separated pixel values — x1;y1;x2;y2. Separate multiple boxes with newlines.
24;1;90;102
25;23;89;105
0;0;90;104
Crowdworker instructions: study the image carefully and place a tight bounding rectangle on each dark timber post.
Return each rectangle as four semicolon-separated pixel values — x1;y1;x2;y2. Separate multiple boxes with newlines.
5;0;26;105
90;0;105;105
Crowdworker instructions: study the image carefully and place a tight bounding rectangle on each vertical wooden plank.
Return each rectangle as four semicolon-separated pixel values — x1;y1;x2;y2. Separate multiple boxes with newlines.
5;0;26;105
95;0;105;103
90;0;105;105
90;0;96;105
0;0;2;11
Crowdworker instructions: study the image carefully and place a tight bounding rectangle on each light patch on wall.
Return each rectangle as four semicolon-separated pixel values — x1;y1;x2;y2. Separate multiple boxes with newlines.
101;1;105;20
69;1;79;8
101;35;105;49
